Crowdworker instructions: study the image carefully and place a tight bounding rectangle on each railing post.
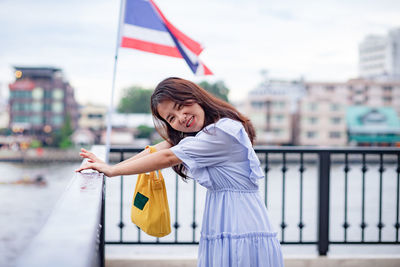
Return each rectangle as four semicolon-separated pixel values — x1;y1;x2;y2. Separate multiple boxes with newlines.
318;151;330;256
100;175;106;267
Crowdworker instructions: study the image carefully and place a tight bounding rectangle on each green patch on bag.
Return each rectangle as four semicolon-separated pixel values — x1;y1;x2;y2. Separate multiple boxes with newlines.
134;192;149;210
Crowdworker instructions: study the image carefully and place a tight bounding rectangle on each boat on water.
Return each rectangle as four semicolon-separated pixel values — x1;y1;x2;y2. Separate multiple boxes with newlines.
0;175;47;186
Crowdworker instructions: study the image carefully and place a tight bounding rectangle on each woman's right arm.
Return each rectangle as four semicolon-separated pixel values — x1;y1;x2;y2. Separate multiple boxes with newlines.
79;140;172;166
114;140;172;166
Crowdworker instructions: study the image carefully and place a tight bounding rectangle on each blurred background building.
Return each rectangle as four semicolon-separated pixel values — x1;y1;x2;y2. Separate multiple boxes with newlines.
299;82;348;146
359;27;400;81
243;77;306;145
8;66;79;145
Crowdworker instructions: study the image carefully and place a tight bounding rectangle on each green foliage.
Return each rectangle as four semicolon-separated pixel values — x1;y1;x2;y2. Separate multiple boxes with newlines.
118;86;153;113
136;125;155;139
197;80;230;102
30;139;42;148
52;114;74;149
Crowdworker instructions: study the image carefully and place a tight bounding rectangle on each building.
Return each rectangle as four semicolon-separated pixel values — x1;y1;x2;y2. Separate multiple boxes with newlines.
347;79;400;116
299;82;348;146
359;27;400;80
347;106;400;146
78;104;107;131
243;79;306;145
299;79;400;146
8;66;79;143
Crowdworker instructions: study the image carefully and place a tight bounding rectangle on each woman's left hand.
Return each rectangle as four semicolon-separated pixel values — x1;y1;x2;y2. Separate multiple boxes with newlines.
79;148;105;164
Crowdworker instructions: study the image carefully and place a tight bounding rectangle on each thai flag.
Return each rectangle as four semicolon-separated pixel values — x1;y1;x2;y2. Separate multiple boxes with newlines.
120;0;213;75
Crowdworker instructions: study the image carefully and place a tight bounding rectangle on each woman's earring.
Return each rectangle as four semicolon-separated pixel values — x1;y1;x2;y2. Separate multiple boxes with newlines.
180;131;184;138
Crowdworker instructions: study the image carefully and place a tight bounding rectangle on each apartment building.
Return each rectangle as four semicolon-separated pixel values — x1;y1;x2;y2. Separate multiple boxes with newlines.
8;66;79;141
359;27;400;80
244;79;305;145
299;83;348;146
347;79;400;116
299;79;400;146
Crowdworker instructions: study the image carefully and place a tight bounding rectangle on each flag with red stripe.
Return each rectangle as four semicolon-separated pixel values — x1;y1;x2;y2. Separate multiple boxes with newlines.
121;0;213;75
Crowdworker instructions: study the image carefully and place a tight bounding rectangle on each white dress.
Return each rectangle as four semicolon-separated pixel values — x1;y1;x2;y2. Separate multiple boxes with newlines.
170;118;284;267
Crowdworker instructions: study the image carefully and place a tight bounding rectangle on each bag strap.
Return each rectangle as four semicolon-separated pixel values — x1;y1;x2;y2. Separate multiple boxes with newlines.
146;145;157;154
146;145;163;183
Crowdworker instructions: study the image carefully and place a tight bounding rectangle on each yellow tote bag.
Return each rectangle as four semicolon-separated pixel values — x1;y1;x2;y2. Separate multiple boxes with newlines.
131;146;171;237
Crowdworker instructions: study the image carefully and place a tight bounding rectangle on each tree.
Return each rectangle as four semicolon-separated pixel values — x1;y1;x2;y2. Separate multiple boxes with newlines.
118;86;153;113
197;80;230;102
52;114;73;149
136;125;155;139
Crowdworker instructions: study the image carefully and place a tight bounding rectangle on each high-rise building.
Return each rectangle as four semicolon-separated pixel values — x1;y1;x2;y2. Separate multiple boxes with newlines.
359;27;400;80
8;66;79;143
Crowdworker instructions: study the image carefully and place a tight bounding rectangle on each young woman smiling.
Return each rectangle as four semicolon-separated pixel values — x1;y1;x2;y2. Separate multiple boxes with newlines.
77;77;284;267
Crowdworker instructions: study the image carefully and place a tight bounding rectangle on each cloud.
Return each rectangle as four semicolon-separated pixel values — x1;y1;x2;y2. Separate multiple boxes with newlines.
0;0;399;104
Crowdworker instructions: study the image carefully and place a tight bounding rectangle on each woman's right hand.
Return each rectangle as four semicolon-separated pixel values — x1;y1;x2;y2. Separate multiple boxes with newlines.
75;161;114;177
79;148;105;164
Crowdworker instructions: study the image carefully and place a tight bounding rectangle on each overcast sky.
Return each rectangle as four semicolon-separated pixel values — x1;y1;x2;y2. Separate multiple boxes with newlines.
0;0;399;106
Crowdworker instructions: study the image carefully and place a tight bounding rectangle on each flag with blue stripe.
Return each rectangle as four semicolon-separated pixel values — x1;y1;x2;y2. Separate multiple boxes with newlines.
121;0;213;75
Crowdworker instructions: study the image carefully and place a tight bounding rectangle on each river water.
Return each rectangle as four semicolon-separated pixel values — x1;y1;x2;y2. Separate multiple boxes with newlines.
1;160;400;266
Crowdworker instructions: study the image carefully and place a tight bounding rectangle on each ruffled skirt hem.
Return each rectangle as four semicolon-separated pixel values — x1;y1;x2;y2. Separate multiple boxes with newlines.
198;231;284;267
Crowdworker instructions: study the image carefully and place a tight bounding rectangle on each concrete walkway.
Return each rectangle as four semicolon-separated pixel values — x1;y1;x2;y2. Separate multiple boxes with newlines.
106;256;400;267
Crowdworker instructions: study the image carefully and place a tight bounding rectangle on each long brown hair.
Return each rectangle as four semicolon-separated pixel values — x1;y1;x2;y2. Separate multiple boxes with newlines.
151;77;255;178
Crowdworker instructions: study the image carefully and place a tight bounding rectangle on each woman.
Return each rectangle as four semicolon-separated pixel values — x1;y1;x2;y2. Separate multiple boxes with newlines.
76;77;284;267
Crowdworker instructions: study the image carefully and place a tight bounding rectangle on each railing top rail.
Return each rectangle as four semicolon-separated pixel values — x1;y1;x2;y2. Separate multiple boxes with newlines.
111;146;400;154
16;146;106;267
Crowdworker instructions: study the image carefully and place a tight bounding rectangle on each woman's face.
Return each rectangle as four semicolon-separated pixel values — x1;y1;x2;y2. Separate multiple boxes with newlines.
157;100;205;133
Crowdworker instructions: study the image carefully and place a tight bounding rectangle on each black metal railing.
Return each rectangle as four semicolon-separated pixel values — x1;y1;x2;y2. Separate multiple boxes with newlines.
105;146;400;256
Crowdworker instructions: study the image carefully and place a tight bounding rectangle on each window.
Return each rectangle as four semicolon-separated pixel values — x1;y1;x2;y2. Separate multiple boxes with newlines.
52;115;64;126
331;117;341;124
330;104;340;111
329;132;341;138
53;89;64;100
273;128;283;135
13;116;30;123
274;101;285;108
274;114;284;122
52;102;64;113
32;102;42;112
309;103;318;111
31;115;42;125
307;131;317;138
12;103;31;111
309;117;318;124
326;86;335;91
383;96;392;102
88;113;103;119
251;101;264;109
32;87;43;99
10;90;31;99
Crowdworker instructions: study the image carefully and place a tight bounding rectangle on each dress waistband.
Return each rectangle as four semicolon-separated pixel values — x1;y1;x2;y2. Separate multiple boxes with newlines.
200;231;277;241
208;188;259;193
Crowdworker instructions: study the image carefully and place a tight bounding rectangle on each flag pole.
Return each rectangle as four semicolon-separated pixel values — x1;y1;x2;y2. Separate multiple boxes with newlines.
105;0;126;163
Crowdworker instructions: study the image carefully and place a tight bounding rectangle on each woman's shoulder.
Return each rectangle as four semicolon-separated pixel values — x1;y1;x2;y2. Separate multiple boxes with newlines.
204;117;242;130
197;118;243;138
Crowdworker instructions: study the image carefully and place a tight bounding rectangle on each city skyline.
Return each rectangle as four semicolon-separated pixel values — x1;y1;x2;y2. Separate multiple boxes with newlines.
1;0;399;106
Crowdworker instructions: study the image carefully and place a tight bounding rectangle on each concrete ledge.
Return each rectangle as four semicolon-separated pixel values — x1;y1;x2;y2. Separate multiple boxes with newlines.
284;256;400;267
106;259;196;267
106;256;400;267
